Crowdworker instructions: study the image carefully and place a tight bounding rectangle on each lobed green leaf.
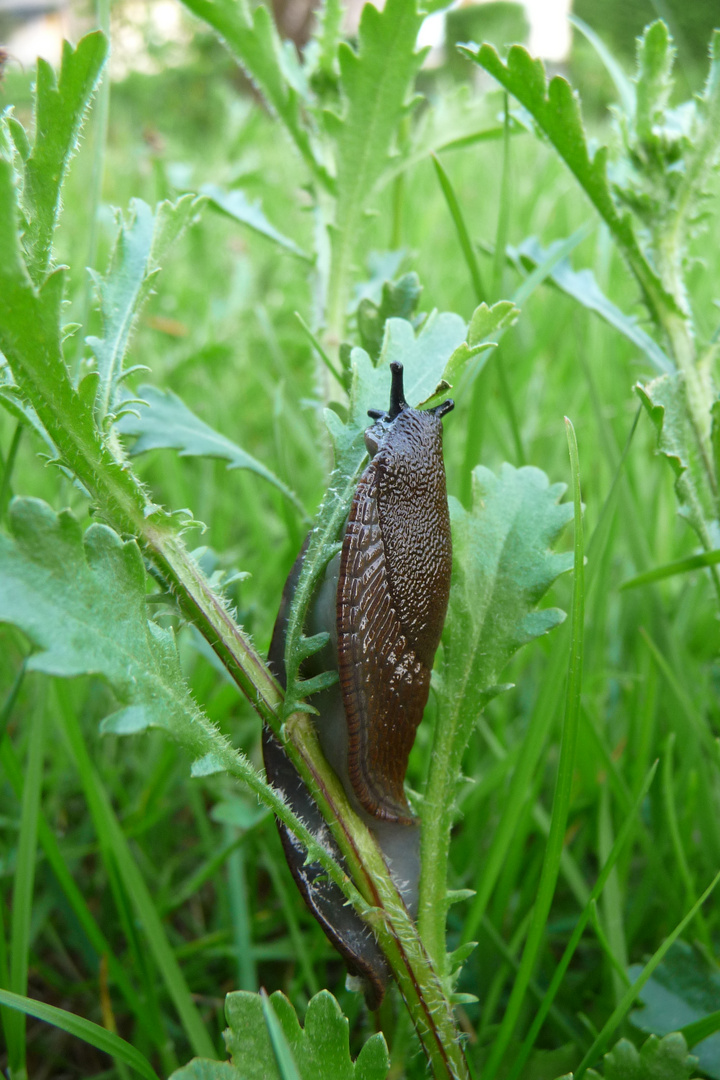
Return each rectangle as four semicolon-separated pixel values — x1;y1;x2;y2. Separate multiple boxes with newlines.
0;497;204;735
88;196;202;428
460;40;679;325
443;463;573;721
116;384;308;519
13;32;108;281
171;990;389;1080
581;1033;699;1080
324;0;425;333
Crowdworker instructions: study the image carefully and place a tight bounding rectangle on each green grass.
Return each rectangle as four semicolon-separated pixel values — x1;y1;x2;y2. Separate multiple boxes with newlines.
1;14;720;1080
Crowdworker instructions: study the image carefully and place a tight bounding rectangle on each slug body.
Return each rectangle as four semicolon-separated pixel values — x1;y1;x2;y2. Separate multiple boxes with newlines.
263;362;453;1006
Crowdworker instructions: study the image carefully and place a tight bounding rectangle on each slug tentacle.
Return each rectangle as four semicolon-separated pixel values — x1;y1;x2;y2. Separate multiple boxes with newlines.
262;361;453;1007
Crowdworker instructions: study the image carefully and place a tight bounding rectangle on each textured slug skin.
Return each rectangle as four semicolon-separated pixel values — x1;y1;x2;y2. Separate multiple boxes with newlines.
338;406;452;823
262;364;452;1007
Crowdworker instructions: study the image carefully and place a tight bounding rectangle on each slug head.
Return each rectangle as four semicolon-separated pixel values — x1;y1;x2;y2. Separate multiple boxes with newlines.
365;361;454;456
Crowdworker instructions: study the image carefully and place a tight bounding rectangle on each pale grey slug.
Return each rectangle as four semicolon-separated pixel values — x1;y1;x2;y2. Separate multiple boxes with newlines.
263;360;453;1007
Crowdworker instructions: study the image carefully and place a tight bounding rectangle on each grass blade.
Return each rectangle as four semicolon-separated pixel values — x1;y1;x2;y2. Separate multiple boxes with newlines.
59;686;218;1061
620;548;720;590
0;988;160;1080
432;152;486;302
575;870;720;1078
260;989;303;1080
569;15;635;115
481;417;585;1080
681;1008;720;1048
6;697;44;1076
0;736;158;1046
507;761;659;1080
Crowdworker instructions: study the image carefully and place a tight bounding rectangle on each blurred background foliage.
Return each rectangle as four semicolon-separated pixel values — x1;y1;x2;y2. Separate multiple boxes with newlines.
1;1;720;1077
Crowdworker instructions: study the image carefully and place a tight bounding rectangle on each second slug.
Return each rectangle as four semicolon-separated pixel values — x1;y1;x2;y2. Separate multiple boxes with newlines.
263;360;453;1006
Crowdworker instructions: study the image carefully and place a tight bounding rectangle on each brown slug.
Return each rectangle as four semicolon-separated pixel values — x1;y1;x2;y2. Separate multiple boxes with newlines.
263;360;453;1007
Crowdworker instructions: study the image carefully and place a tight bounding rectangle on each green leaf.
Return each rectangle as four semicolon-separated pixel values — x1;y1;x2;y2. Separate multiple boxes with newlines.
329;310;464;477
419;462;573;977
0;497;203;735
325;0;425;333
381;312;466;403
0;988;160;1080
116;384;308;519
357;272;422;361
460;40;678;325
177;0;331;190
574;873;720;1078
13;32;108;281
580;1033;699;1080
202;184;312;261
629;941;720;1078
443;463;574;722
171;990;389;1080
420;300;520;407
0;157;175;536
432;152;486;303
261;992;303;1080
620;549;720;591
87;196;202;428
170;1064;236;1080
512;237;672;375
308;0;343;89
635;374;716;540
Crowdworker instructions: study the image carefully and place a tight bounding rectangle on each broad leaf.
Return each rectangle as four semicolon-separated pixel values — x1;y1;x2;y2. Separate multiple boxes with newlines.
0;498;204;736
629;941;720;1079
202;184;312;261
12;32;108;281
170;990;389;1080
460;40;678;325
511;237;672;375
583;1033;699;1080
115;384;307;518
87;196;202;428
